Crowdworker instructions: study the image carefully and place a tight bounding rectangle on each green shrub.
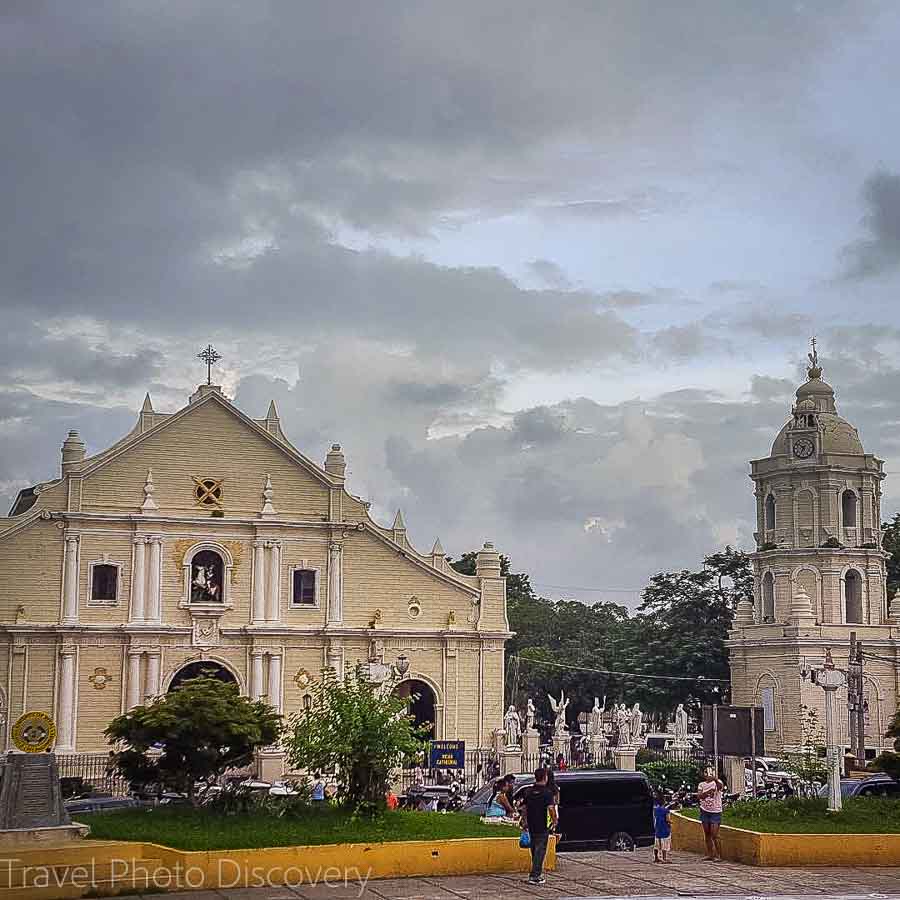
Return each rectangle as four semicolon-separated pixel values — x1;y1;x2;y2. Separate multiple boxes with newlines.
638;759;702;792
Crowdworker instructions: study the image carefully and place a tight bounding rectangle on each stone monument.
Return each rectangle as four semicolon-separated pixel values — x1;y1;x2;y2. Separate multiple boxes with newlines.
1;712;88;846
586;696;608;763
523;697;540;757
674;703;690;747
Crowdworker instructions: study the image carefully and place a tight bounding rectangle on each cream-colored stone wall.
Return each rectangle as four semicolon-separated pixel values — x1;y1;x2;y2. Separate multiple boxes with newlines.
0;389;509;756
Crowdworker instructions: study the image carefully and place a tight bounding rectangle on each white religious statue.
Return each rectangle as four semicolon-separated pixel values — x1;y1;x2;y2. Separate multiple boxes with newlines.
588;696;605;737
630;703;644;744
548;689;570;736
674;703;689;744
526;697;536;732
616;703;632;747
504;704;522;748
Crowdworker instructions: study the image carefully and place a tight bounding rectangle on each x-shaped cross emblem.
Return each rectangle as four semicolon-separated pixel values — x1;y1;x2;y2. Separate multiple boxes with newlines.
192;476;224;506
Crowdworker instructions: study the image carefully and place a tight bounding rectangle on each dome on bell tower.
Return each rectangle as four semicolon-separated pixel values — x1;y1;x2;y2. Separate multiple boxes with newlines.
770;344;864;457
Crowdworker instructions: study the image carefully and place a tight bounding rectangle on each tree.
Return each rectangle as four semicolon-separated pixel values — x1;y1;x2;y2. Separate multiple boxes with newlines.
872;707;900;781
105;676;281;806
881;513;900;600
283;665;428;818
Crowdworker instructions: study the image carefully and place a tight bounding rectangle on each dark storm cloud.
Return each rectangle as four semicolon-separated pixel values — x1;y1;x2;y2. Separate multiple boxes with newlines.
0;1;893;593
841;171;900;279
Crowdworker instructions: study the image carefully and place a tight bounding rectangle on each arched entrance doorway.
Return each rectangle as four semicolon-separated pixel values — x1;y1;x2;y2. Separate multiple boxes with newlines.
168;661;237;693
394;679;436;737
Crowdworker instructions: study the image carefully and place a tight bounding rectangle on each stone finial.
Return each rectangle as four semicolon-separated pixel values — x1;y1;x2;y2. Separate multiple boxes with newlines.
324;443;346;479
733;599;754;627
260;474;276;518
431;537;445;558
140;469;158;513
789;583;816;626
61;430;86;476
141;393;154;413
475;541;502;578
392;509;406;531
888;589;900;624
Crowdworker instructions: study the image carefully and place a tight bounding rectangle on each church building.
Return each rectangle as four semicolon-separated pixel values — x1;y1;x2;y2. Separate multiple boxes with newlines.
0;365;510;772
729;346;900;754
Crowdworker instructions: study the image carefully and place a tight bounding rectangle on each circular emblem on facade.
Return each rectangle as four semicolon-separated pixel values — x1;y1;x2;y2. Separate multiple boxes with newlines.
89;667;112;690
11;711;57;753
793;438;815;459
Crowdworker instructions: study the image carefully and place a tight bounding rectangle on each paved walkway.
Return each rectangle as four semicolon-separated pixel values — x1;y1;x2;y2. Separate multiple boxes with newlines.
119;848;900;900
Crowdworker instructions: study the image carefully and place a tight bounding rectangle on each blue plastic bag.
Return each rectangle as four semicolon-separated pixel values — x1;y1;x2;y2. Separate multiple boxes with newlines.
519;829;531;849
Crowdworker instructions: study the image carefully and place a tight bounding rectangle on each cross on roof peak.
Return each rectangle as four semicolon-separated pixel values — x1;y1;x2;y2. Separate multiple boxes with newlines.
198;344;222;385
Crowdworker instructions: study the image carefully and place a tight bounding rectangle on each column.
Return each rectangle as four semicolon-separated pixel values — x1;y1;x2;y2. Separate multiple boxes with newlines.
251;541;266;624
131;538;146;622
56;646;78;752
251;650;266;700
266;541;281;622
267;652;282;712
326;542;343;624
145;537;162;623
61;535;80;624
144;651;161;701
126;650;143;710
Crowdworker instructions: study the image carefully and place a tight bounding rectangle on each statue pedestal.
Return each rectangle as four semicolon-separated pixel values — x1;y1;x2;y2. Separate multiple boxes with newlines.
551;734;570;763
613;747;637;772
256;749;285;783
725;755;745;795
523;729;540;758
587;735;609;765
500;749;522;776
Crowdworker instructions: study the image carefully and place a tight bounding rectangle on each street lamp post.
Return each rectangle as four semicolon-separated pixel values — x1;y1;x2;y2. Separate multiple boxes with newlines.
801;648;846;812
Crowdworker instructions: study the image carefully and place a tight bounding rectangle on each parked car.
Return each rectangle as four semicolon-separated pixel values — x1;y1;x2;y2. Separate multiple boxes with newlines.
818;774;900;799
462;769;654;851
65;796;143;815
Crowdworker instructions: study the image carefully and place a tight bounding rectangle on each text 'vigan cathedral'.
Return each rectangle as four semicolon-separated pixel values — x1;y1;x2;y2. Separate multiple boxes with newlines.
0;368;510;773
729;345;900;754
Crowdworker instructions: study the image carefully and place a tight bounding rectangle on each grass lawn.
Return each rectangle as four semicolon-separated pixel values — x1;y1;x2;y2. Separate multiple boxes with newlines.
81;806;519;850
681;797;900;833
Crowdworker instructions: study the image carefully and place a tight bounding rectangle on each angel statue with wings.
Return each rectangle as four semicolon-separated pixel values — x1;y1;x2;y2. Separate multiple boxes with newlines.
548;690;570;736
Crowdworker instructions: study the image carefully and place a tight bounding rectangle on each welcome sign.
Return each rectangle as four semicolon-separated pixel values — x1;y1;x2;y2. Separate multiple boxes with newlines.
428;740;465;769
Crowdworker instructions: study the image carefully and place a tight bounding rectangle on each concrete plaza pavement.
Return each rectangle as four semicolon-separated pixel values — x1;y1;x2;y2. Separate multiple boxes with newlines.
114;847;900;900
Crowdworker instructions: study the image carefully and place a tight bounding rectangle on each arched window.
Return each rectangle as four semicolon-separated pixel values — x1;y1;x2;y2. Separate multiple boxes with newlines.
762;572;775;622
845;569;863;624
842;490;858;529
190;549;225;603
764;494;776;530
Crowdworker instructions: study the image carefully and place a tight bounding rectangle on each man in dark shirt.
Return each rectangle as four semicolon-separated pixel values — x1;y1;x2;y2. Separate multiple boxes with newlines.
521;767;558;884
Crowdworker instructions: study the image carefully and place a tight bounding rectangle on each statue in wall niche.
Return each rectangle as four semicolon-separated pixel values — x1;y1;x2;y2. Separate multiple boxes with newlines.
615;703;632;747
504;704;522;748
548;689;570;736
674;703;689;743
526;697;536;732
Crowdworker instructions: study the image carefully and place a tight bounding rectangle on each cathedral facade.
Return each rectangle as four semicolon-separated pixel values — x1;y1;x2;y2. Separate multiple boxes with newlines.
729;350;900;754
0;381;510;767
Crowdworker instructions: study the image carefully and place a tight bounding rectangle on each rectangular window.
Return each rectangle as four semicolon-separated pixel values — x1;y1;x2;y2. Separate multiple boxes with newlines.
761;687;776;732
292;569;317;606
91;564;119;603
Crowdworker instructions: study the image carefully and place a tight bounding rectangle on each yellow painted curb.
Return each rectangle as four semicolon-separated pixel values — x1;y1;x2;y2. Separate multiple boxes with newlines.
0;835;556;897
671;811;900;866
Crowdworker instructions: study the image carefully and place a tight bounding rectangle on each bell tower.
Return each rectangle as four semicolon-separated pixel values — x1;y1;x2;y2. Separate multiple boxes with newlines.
729;343;898;753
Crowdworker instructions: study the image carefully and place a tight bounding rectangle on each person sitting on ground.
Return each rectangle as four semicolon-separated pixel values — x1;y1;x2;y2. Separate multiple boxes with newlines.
484;774;516;819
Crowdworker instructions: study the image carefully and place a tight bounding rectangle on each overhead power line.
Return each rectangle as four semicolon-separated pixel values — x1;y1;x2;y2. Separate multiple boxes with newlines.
512;654;730;684
531;582;642;593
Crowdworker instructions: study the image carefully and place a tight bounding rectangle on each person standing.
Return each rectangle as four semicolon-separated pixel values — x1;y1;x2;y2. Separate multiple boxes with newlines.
653;793;672;863
311;772;326;805
697;768;724;861
520;767;558;885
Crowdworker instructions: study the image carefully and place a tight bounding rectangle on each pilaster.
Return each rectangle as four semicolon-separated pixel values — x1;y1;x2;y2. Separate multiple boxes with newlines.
61;533;80;625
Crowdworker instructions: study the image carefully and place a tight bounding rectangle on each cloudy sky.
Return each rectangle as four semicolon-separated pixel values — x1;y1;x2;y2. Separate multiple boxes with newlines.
4;2;900;606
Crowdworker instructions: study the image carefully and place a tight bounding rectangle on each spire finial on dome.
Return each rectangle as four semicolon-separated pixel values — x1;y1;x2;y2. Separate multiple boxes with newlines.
807;336;822;379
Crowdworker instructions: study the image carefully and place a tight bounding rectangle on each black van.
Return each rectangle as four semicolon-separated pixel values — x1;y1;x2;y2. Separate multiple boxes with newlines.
462;770;654;851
